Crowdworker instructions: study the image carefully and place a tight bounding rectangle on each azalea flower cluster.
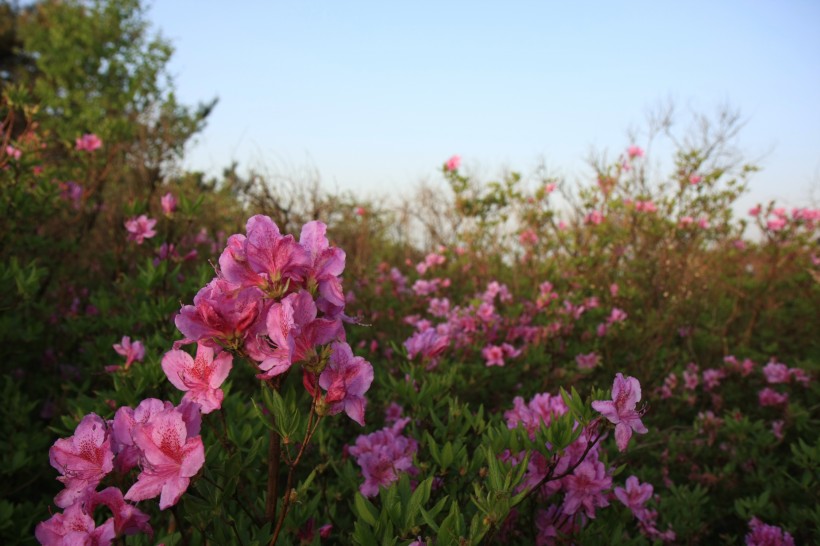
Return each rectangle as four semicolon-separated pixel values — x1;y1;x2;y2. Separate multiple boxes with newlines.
500;374;669;544
172;215;374;424
36;399;204;543
349;417;418;497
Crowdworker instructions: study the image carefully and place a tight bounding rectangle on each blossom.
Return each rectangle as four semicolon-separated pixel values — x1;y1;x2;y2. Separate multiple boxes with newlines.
125;404;205;509
591;373;648;451
758;388;788;408
35;501;116;545
585;210;604;225
112;336;145;370
88;487;153;538
124;215;158;245
689;174;702;185
254;290;343;379
75;133;103;152
482;344;506;367
544;182;557;193
763;361;790;384
404;328;449;366
575;352;600;370
5;145;21;160
300;221;346;315
319;341;374;426
49;413;114;509
174;277;264;349
349;418;418;497
626;145;644;159
161;192;177;215
561;460;611;518
745;517;795;546
505;392;568;437
614;475;653;516
445;154;461;172
162;343;233;414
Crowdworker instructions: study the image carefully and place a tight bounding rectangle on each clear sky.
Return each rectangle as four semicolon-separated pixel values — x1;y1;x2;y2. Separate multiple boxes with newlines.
148;1;820;211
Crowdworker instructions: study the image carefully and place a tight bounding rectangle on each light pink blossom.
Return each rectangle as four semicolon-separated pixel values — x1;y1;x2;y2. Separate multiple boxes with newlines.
591;373;648;451
162;343;233;414
125;404;205;509
319;341;374;426
124;215;158;245
49;413;114;508
445;154;461;172
75;133;103;152
161;192;177;215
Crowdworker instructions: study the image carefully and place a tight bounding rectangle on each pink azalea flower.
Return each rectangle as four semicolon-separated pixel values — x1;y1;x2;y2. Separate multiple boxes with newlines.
767;217;787;231
300;221;346;316
698;217;710;229
404;328;449;367
758;388;788;408
608;307;628;324
125;404;206;509
626;145;644;159
679;216;694;227
748;205;762;216
162;343;233;414
319;341;374;426
349;418;418;497
561;460;612;518
174;277;264;349
482;344;506;367
111;399;181;474
35;501;116;545
254;290;343;379
519;228;539;246
585;210;604;225
112;336;145;370
763;361;791;384
445;154;461;172
545;182;557;193
504;392;568;437
575;352;600;370
614;475;653;516
124;215;158;245
591;373;648;451
689;174;702;185
161;192;177;215
610;283;619;297
75;133;103;152
49;414;114;509
535;505;578;546
745;517;795;546
89;487;154;538
5;145;21;160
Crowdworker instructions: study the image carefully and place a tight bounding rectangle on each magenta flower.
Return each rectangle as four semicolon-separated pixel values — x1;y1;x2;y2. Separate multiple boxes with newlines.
626;145;644;159
763;361;790;384
75;133;103;152
161;192;177;215
404;328;449;367
49;413;114;509
591;373;648;451
111;399;174;474
300;221;346;315
349;418;418;497
5;145;21;160
35;500;116;545
125;404;205;509
124;215;157;245
89;487;153;538
254;290;343;379
112;336;145;370
575;352;600;370
319;341;374;426
614;475;653;516
482;344;506;367
445;154;461;172
162;343;233;414
745;517;795;546
175;277;264;349
585;210;604;225
561;460;612;518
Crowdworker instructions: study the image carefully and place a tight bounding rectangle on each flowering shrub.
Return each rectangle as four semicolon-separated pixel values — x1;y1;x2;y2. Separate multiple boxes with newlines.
2;2;819;543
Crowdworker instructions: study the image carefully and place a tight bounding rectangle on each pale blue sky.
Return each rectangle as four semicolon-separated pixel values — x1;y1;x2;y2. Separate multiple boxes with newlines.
148;1;820;210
